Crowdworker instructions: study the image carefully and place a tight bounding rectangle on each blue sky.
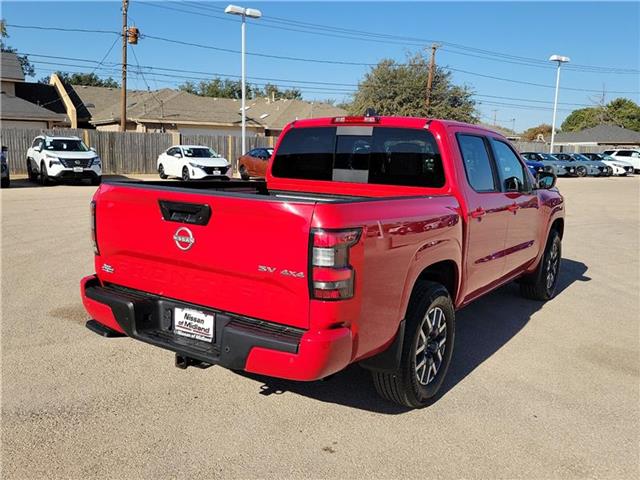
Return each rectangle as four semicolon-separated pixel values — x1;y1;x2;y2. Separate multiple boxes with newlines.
3;1;639;132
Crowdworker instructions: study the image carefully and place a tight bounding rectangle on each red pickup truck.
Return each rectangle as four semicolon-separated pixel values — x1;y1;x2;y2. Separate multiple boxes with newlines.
81;115;564;408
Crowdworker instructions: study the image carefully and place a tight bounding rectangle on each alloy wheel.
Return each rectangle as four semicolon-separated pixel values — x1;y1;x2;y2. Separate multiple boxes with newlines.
546;240;560;291
415;306;447;386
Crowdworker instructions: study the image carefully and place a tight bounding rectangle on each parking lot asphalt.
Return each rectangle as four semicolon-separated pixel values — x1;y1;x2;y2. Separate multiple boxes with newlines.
1;175;638;479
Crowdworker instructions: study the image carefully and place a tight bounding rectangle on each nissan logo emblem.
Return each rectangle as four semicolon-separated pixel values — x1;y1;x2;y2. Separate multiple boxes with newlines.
75;160;81;165
173;227;195;251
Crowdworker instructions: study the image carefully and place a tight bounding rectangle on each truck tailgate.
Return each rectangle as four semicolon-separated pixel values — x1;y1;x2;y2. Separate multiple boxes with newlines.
94;184;315;329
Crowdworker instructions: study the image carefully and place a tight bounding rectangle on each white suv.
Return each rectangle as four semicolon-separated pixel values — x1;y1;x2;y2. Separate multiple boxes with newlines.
602;149;640;173
26;135;102;186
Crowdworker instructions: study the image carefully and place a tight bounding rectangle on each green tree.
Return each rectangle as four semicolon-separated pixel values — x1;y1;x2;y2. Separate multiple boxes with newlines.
1;19;35;76
178;77;256;99
262;83;302;100
561;98;640;132
39;71;119;88
348;53;477;122
522;123;552;141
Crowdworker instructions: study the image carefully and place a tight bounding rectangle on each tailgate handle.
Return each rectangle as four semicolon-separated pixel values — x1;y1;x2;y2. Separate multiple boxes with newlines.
159;200;211;226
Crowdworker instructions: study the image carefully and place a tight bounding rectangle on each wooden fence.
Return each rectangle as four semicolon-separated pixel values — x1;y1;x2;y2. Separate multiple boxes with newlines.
0;127;274;175
0;126;611;176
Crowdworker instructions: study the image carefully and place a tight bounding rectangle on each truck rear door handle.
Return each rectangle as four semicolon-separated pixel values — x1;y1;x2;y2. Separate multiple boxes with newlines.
159;200;211;225
507;203;519;213
470;207;486;219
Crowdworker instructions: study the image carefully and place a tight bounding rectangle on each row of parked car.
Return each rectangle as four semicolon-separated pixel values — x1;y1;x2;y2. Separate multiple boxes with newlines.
521;150;639;177
2;134;638;189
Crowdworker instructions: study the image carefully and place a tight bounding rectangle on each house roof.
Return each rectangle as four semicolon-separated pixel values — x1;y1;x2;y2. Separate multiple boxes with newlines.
0;52;25;82
554;124;640;144
245;97;347;130
68;85;346;129
14;82;67;115
0;93;68;122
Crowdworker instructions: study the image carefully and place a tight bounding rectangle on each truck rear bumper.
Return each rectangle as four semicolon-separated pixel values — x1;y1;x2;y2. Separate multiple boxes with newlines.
80;275;352;381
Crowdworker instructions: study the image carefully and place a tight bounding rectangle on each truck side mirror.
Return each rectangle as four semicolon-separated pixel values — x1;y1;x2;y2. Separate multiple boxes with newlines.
536;171;556;189
504;176;523;192
90;147;97;152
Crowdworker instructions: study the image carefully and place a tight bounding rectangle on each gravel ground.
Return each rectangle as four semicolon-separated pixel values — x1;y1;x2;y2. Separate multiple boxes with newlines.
1;175;638;479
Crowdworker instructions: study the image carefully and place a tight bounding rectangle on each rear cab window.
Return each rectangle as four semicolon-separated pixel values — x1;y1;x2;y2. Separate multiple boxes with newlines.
271;126;445;188
456;134;497;192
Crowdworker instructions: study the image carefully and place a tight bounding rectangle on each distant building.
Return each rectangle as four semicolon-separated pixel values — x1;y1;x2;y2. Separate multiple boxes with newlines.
553;124;640;148
0;52;68;128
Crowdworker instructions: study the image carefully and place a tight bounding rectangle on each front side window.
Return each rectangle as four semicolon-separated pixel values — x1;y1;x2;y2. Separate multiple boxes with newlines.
457;134;496;192
271;126;445;188
45;139;89;152
491;139;528;192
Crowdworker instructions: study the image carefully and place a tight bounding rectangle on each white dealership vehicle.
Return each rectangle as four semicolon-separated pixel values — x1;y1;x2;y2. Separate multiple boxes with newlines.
157;145;231;181
26;136;102;186
602;149;640;173
582;153;634;176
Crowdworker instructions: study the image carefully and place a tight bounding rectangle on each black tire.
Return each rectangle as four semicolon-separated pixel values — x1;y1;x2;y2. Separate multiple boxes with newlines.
372;281;455;408
576;166;588;177
158;164;168;179
90;176;102;186
239;165;250;180
1;177;9;188
520;229;562;301
39;162;50;186
27;159;37;182
181;166;190;181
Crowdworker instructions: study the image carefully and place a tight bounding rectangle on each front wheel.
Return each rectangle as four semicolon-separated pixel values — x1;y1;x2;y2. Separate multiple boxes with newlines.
1;176;9;188
576;165;588;177
181;166;190;181
39;162;50;186
90;176;102;186
372;281;455;408
239;165;250;180
520;230;561;301
27;159;37;182
158;164;168;179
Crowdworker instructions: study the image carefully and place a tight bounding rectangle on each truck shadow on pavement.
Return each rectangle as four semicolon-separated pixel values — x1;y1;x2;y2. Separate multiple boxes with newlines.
239;258;590;414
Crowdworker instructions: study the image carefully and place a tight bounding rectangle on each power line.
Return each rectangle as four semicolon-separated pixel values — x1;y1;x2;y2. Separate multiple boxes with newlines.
90;36;120;75
142;4;639;75
6;23;119;35
22;53;609;106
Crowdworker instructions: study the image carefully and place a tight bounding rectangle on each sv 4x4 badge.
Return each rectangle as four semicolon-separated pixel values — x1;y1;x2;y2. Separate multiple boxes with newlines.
258;265;305;278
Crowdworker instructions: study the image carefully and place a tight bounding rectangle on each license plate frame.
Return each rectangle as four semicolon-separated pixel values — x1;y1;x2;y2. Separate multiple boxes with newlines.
174;307;215;343
73;167;83;173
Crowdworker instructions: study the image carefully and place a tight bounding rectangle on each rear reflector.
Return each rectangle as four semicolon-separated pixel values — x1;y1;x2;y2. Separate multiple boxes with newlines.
90;200;99;255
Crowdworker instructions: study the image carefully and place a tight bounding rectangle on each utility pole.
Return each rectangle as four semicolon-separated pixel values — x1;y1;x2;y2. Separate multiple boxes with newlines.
425;43;439;116
510;118;516;132
492;109;498;126
120;0;128;132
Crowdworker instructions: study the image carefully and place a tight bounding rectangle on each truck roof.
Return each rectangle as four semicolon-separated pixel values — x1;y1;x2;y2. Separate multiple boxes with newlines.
286;116;506;137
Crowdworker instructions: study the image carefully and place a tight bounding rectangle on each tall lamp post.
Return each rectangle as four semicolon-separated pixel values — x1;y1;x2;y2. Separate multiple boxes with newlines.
225;4;262;157
548;54;570;153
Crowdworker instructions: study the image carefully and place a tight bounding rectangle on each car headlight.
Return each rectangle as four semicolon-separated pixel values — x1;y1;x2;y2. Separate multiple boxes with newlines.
46;154;61;166
91;156;101;167
189;162;206;169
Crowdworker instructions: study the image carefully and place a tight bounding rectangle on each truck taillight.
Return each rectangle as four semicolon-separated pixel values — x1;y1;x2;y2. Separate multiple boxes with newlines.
90;200;99;255
311;228;361;300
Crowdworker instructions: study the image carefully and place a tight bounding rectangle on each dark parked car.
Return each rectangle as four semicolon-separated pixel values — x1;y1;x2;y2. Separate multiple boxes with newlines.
238;147;274;180
553;152;604;177
1;146;9;188
521;152;576;177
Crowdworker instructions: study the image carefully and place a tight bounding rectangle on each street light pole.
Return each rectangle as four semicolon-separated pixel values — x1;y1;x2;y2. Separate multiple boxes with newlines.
241;14;246;156
549;54;570;153
225;4;261;156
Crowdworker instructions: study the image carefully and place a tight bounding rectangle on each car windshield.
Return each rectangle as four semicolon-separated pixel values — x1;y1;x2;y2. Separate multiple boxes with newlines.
183;147;218;158
573;154;590;161
540;154;559;161
46;139;89;152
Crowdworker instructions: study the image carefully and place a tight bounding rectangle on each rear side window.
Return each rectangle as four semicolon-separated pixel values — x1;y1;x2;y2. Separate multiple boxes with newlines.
617;151;631;157
271;126;444;188
457;134;496;192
